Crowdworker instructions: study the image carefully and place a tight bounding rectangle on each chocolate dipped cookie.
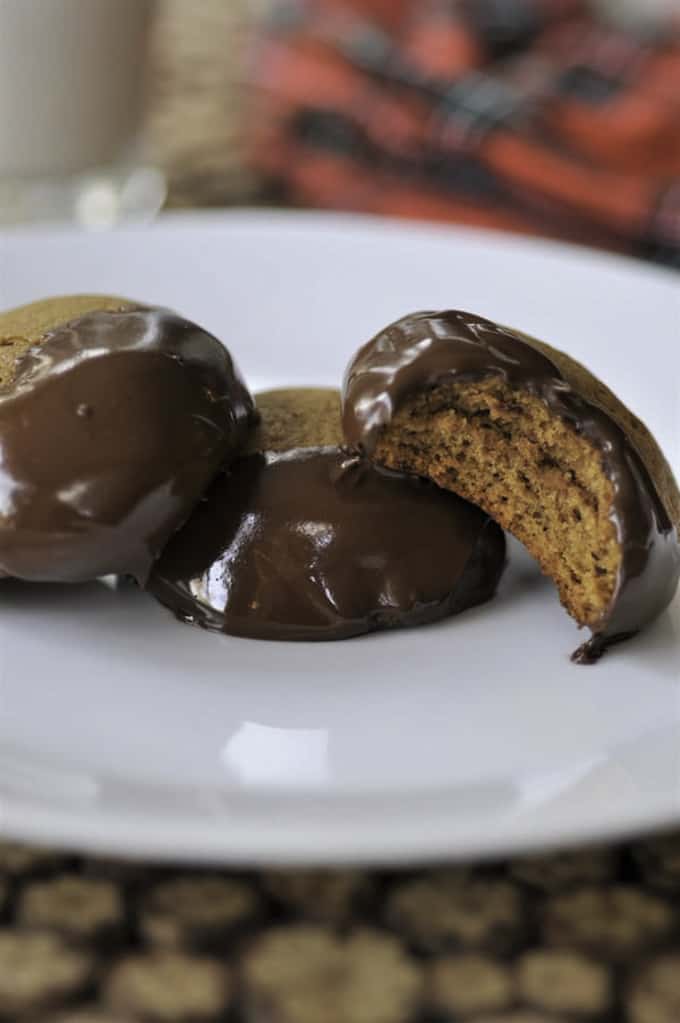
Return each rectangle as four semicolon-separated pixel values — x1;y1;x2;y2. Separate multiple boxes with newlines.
0;295;255;584
149;387;506;640
342;310;680;662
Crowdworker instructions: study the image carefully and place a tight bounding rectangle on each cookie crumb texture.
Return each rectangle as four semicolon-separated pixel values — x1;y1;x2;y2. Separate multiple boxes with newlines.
375;378;621;630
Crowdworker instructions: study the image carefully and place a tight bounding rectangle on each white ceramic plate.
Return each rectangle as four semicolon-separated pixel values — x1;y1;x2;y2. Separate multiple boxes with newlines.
0;210;678;866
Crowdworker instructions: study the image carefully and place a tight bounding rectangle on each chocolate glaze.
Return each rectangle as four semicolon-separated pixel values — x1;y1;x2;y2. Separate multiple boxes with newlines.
0;306;254;584
342;310;680;662
149;447;506;641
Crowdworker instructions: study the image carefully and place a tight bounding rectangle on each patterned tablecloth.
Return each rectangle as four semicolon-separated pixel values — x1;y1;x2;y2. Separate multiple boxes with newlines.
1;3;678;1021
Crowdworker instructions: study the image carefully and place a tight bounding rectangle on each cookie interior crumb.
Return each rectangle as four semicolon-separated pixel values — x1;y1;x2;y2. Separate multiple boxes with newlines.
374;377;620;629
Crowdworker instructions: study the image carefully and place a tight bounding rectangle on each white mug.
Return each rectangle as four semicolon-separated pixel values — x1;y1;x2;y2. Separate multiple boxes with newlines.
0;0;156;179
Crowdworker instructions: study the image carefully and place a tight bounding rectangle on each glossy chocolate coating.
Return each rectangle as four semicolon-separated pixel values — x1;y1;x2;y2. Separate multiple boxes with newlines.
342;310;680;662
149;447;506;641
0;306;254;583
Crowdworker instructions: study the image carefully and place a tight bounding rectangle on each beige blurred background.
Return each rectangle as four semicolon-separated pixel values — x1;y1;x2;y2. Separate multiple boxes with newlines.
148;0;255;209
147;0;680;210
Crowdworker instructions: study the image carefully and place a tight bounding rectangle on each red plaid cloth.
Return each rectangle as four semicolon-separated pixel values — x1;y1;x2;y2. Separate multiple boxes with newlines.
248;0;680;265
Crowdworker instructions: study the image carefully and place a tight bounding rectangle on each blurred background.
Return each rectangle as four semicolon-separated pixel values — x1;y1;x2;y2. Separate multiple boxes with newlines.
2;0;677;266
147;0;679;267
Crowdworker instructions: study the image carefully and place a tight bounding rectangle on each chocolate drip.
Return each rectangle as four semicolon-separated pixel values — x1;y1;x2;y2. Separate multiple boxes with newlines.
149;447;506;641
342;310;680;661
0;306;254;583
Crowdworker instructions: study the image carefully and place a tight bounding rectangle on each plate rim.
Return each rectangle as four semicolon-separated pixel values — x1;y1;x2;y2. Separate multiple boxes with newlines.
1;209;678;865
3;775;680;866
3;206;679;287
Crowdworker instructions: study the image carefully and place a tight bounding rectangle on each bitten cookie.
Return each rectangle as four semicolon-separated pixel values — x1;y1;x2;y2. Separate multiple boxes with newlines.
0;295;255;583
343;310;680;662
